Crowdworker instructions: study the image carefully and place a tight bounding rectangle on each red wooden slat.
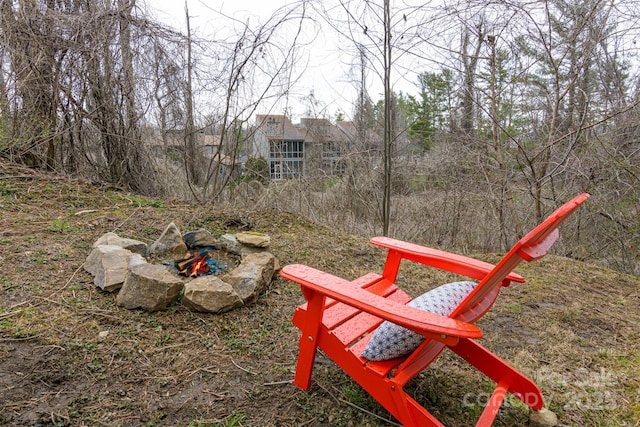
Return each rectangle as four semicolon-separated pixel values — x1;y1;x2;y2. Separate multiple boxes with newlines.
371;236;526;284
321;277;398;329
332;289;411;345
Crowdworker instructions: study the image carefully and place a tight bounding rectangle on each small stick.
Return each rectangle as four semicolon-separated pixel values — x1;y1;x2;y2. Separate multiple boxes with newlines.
231;359;257;375
263;379;293;386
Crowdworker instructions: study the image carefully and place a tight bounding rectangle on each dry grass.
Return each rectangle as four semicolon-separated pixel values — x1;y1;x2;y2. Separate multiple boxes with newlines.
0;160;638;426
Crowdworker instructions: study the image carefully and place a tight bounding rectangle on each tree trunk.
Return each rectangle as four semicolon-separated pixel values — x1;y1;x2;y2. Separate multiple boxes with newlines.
460;22;483;138
184;1;200;187
382;0;392;236
1;0;57;168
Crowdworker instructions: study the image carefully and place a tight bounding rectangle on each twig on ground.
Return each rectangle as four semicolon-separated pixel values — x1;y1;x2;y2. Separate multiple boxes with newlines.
297;417;319;427
48;263;85;298
7;301;30;310
231;359;257;375
0;175;35;180
152;338;198;354
316;382;401;427
263;379;293;386
201;390;229;400
0;334;43;342
80;309;121;321
112;205;142;233
0;310;23;321
335;395;401;426
184;366;221;379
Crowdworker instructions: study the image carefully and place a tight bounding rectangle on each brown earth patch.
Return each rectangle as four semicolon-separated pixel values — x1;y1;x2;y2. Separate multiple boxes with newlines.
1;161;638;426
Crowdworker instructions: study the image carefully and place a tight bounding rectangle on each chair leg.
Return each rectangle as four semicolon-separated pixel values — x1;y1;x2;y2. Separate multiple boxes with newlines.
293;332;318;390
450;338;544;411
293;293;325;390
476;380;508;426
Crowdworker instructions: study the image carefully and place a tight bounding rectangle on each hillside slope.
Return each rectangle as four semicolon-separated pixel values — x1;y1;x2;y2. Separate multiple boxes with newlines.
1;161;638;426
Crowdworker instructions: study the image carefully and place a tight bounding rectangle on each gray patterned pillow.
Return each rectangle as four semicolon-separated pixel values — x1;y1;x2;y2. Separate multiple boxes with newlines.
360;281;477;361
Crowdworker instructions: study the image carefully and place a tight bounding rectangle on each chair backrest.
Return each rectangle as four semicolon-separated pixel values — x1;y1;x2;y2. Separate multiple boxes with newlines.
450;193;590;323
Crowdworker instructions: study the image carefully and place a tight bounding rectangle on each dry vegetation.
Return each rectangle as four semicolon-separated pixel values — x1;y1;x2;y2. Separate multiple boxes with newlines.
0;160;639;427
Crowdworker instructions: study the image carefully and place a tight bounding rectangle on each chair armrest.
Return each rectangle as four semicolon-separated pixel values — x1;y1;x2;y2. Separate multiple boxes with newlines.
281;264;482;345
371;236;525;284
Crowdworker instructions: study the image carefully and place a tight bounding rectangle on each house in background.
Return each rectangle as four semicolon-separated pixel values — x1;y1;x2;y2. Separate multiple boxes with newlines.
297;118;350;177
251;115;305;180
146;129;243;182
252;114;377;180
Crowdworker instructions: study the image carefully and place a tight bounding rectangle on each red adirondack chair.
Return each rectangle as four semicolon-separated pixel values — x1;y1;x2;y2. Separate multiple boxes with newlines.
280;193;589;426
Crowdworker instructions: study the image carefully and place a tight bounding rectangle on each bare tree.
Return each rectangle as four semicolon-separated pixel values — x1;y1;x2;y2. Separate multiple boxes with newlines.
183;2;201;187
194;3;310;202
459;19;484;138
312;0;422;235
0;0;57;168
0;0;160;193
382;0;392;236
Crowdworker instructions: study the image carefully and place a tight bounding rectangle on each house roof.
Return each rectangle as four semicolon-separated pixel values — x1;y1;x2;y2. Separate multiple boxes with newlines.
145;131;222;148
337;120;383;147
336;121;357;140
252;114;383;151
255;114;304;141
296;118;349;144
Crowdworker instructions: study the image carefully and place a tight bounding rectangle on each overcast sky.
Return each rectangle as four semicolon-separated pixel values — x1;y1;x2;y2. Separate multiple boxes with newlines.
146;0;367;122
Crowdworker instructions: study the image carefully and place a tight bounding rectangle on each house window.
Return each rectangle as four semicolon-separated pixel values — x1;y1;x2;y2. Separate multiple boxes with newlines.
322;141;345;175
265;118;281;136
270;140;303;179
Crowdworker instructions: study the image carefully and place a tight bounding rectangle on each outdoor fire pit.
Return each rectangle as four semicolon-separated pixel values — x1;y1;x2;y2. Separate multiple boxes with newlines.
84;223;277;313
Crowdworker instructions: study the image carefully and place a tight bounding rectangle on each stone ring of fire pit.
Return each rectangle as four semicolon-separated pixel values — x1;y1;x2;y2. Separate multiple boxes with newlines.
84;223;278;313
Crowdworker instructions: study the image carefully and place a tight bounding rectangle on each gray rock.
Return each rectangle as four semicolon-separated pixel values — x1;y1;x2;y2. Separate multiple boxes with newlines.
183;229;218;249
128;253;147;268
84;245;133;292
182;276;243;313
148;222;187;259
93;232;148;256
530;408;558;427
224;252;275;303
237;247;279;272
218;234;242;255
236;232;270;248
116;263;184;312
239;245;267;257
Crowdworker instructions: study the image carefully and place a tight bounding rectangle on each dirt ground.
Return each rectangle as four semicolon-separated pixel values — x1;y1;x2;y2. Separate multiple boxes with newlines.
0;160;638;426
